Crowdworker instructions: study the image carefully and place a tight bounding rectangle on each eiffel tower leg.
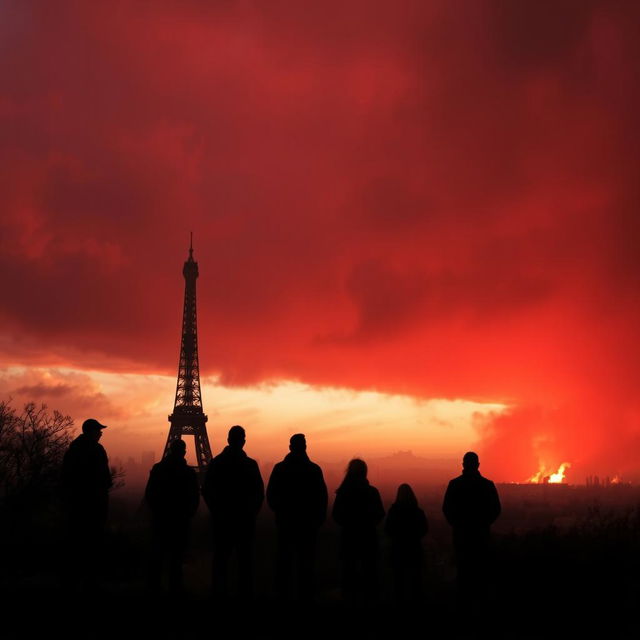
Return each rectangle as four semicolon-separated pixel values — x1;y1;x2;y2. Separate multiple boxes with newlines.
194;431;212;479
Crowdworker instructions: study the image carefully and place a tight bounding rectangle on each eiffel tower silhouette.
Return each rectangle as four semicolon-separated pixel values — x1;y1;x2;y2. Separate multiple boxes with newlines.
163;234;212;476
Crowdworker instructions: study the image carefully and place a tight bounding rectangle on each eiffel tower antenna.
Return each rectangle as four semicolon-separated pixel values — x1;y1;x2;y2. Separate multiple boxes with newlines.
163;234;212;476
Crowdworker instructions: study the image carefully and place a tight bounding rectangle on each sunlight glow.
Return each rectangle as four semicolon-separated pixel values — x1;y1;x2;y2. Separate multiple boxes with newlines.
1;366;506;465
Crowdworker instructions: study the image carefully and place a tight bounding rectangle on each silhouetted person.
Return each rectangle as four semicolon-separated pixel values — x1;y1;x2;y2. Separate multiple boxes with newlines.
385;483;428;605
61;418;112;588
145;439;200;593
202;425;264;599
332;458;385;604
442;451;501;608
267;433;328;601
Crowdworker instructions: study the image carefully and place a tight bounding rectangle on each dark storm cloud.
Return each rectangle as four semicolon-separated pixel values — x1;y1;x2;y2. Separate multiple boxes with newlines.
1;1;640;478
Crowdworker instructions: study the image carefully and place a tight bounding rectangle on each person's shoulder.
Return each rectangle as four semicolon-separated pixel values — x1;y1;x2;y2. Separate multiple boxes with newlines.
209;451;226;464
68;434;83;447
63;437;81;456
82;438;107;457
153;457;178;476
481;476;498;490
447;474;464;487
368;484;382;498
205;456;220;474
245;455;260;468
308;460;323;473
292;457;322;475
69;434;90;449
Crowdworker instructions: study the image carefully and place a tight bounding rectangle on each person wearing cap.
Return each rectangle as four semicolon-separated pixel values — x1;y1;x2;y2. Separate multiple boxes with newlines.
442;451;501;608
145;438;200;594
266;433;328;601
61;418;113;586
202;425;264;598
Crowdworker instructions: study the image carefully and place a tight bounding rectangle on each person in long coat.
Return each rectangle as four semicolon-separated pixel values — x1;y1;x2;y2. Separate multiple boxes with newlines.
145;438;200;592
202;425;264;598
442;451;501;605
385;483;428;604
267;433;328;600
332;458;385;604
61;417;112;587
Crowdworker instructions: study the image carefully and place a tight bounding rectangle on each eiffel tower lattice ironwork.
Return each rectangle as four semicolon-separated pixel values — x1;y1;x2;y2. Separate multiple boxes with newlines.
163;234;212;476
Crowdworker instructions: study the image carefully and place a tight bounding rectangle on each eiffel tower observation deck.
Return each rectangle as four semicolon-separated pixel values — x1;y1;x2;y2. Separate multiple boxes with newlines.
163;234;213;476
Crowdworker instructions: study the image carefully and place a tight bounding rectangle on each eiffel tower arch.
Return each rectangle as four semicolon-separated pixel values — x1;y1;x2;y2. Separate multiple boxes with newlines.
163;234;213;477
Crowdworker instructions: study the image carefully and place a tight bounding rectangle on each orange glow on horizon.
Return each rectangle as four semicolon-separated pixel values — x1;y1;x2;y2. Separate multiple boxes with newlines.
0;365;507;471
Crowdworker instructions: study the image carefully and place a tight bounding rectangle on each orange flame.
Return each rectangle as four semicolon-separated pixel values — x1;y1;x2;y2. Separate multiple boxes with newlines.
527;469;545;483
527;462;571;484
548;462;570;483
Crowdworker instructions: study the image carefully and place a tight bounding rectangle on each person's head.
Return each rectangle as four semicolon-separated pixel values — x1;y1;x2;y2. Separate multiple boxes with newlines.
463;451;480;472
345;458;367;481
169;439;187;458
82;418;107;442
289;433;306;453
228;425;246;449
395;483;418;507
337;458;368;491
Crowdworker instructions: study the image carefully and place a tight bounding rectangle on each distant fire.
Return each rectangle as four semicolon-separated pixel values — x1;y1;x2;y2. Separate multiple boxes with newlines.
548;463;570;483
611;475;621;484
527;462;571;484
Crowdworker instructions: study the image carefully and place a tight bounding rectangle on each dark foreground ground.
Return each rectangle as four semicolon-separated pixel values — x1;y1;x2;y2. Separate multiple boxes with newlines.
3;485;640;639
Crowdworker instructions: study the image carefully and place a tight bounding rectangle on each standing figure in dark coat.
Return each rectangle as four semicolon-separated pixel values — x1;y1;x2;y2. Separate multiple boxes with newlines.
61;418;113;587
202;425;264;598
442;451;501;605
145;439;200;593
267;433;328;601
332;458;385;604
385;483;428;604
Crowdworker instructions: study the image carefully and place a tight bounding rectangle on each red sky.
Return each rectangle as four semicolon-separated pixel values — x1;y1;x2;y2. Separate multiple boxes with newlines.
1;1;639;483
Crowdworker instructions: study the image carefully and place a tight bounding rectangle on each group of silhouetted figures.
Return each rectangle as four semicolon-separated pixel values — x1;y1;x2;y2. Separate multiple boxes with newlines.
61;419;501;608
